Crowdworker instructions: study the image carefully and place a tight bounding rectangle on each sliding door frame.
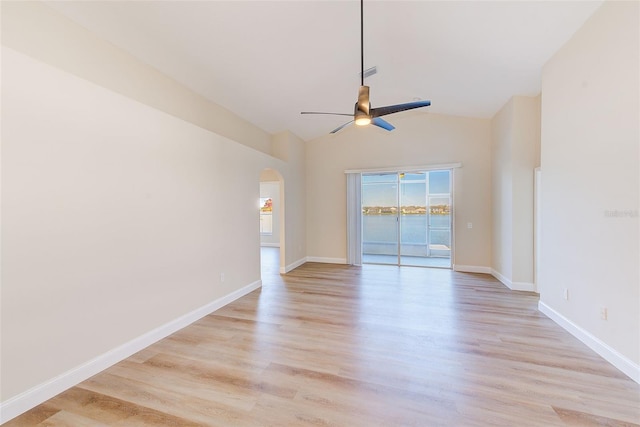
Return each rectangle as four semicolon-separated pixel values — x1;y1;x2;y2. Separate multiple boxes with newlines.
347;163;460;268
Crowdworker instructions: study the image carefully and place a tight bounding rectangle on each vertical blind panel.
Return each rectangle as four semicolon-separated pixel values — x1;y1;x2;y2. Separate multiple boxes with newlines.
346;173;362;266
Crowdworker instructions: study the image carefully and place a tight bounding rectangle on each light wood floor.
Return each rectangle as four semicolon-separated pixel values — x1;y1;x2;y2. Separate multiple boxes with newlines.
6;257;640;426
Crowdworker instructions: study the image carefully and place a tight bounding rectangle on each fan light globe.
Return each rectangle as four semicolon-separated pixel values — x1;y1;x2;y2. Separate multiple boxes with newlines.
355;116;371;126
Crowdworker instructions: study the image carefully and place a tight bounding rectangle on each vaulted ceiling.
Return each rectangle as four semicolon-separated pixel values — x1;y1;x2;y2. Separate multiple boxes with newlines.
46;1;603;141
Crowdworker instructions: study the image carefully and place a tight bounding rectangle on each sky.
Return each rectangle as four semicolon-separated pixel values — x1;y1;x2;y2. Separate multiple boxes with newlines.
362;170;450;207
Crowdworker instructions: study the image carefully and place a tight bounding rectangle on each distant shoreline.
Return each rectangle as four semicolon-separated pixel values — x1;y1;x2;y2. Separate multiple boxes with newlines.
362;206;450;216
362;213;449;215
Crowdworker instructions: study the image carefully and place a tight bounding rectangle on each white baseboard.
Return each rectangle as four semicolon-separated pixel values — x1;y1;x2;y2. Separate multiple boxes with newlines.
306;256;347;264
453;264;492;274
490;269;536;292
490;268;511;287
511;281;536;292
0;280;262;424
260;243;280;248
539;301;640;384
281;257;307;274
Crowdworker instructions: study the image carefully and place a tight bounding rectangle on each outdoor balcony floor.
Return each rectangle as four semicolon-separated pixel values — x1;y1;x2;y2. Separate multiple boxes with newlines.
363;254;451;268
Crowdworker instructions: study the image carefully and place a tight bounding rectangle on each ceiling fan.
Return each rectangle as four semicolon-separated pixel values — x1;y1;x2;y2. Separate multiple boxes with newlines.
301;0;431;134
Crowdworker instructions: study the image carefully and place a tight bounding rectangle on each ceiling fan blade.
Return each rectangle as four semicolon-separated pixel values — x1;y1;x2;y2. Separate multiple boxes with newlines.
371;100;431;118
301;112;353;117
330;120;354;134
371;117;395;131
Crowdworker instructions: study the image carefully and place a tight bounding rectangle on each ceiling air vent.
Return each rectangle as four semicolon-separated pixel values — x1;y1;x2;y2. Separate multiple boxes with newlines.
360;66;377;79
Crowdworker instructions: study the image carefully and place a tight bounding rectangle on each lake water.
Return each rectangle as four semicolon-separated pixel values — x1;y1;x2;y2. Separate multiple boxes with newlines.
363;214;450;246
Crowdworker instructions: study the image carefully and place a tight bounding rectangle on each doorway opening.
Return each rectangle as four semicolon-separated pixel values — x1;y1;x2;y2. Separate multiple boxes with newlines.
361;169;452;268
260;169;284;276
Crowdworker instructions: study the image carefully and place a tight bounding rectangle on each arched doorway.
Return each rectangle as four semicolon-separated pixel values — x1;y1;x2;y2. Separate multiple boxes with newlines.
259;168;285;277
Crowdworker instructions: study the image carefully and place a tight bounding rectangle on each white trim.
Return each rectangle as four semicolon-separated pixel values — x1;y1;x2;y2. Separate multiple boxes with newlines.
510;281;536;292
539;301;640;384
453;264;491;274
0;280;262;424
306;256;348;265
490;269;536;292
260;243;280;248
491;268;511;287
345;162;462;174
534;168;541;288
281;257;307;274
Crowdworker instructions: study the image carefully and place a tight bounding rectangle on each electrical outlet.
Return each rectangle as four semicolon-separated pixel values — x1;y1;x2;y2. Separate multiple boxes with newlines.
563;288;569;300
220;273;225;283
600;307;608;320
467;222;473;229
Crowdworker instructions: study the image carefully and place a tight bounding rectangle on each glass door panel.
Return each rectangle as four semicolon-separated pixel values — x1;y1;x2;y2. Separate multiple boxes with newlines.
427;195;451;264
427;170;452;267
362;169;452;268
362;173;398;265
399;172;428;267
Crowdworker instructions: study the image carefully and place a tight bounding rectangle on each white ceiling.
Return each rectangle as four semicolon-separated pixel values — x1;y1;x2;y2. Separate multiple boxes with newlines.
46;1;603;141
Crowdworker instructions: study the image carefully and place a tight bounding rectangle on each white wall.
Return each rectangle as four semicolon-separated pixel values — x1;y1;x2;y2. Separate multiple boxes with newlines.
1;1;272;155
511;96;541;286
273;131;308;272
491;95;541;291
0;2;307;418
306;112;492;270
491;99;514;281
539;0;639;379
1;45;258;401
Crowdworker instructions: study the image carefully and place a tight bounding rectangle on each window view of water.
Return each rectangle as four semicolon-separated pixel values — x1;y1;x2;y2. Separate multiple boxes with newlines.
364;214;450;245
361;169;452;266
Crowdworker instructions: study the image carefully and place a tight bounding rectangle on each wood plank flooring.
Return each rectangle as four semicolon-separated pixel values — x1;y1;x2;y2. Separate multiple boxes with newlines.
5;258;640;426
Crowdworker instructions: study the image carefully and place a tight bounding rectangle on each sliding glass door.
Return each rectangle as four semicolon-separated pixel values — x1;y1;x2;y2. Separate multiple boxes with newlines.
426;170;452;264
361;173;399;265
362;170;452;268
399;172;428;266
